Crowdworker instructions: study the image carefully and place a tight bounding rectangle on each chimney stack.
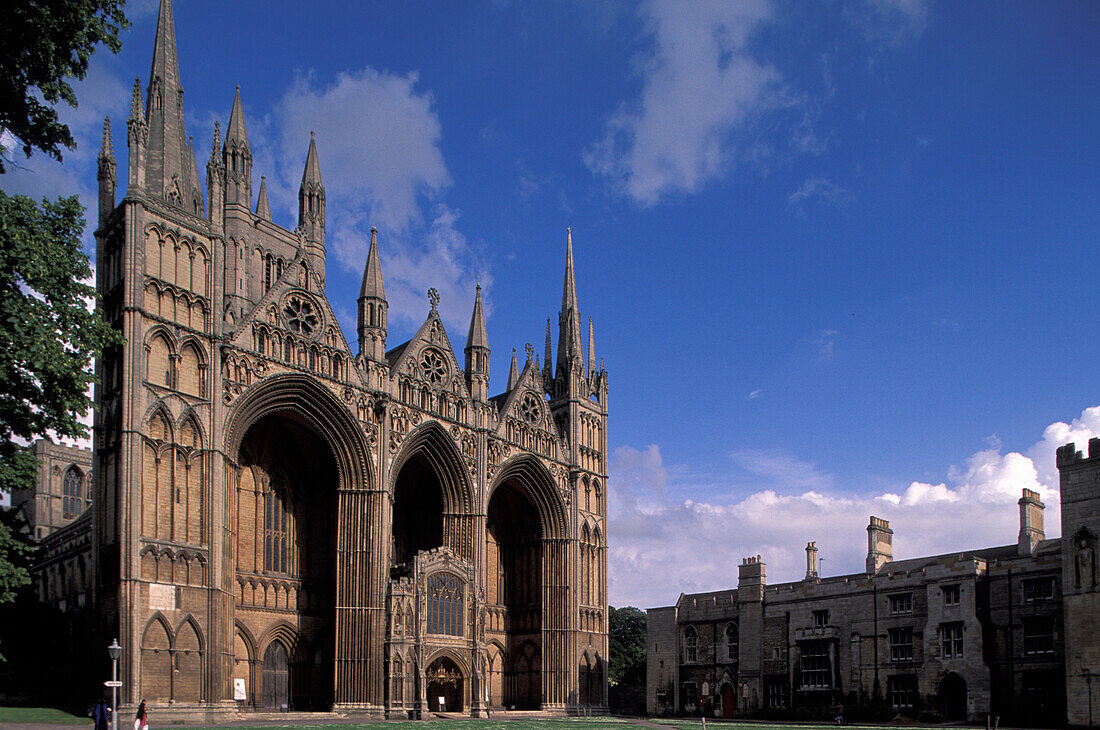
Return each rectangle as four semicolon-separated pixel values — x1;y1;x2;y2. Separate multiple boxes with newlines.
867;516;893;574
805;541;819;580
1017;488;1045;555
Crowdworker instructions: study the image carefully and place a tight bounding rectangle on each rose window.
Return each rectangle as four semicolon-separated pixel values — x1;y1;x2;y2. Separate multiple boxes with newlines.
420;349;447;384
284;296;318;336
520;393;541;424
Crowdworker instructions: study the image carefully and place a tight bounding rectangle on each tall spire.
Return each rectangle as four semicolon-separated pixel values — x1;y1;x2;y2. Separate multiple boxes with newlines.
226;86;249;147
587;318;595;379
97;118;117;225
544;317;553;381
298;131;326;244
466;285;488;350
224;86;252;207
464;285;490;401
360;226;385;300
145;0;193;207
556;227;583;373
507;348;520;391
255;176;270;220
357;227;388;362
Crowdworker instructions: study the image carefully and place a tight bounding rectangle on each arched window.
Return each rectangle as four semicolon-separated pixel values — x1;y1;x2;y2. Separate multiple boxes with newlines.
684;625;697;663
427;573;464;636
62;467;83;518
726;623;739;662
264;479;289;574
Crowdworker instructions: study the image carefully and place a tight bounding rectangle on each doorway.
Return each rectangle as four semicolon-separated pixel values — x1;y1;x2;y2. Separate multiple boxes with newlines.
262;641;289;710
426;656;464;713
939;673;967;721
722;684;736;717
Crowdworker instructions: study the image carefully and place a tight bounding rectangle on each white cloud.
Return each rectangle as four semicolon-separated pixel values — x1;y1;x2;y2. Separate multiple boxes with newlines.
245;67;491;335
584;0;781;206
608;405;1100;608
788;176;855;211
809;328;838;361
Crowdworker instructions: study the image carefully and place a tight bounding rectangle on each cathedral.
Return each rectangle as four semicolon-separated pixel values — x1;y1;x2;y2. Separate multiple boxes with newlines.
84;0;608;718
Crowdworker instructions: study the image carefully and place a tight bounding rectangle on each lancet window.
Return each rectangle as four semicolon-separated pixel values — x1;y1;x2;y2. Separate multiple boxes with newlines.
62;467;83;518
264;478;289;574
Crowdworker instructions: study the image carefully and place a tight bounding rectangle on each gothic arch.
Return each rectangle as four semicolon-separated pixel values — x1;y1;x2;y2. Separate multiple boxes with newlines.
424;645;472;678
489;455;567;540
224;373;373;492
258;621;306;663
177;409;204;450
390;421;473;512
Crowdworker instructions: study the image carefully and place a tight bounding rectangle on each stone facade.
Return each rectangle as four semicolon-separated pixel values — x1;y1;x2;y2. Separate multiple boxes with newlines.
12;439;93;541
647;475;1097;725
75;0;608;718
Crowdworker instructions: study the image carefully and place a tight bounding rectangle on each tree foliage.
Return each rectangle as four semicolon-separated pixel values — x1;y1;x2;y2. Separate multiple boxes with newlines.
0;0;129;171
0;192;122;603
609;605;647;688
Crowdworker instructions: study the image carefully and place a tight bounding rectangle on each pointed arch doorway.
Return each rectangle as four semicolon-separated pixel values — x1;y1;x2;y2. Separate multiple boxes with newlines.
426;656;464;713
262;642;289;711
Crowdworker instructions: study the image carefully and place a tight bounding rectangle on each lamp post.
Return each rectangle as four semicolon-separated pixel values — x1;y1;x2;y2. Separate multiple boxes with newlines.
108;639;121;730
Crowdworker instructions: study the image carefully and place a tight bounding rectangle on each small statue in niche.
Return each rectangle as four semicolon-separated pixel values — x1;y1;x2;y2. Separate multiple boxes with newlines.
1075;531;1095;589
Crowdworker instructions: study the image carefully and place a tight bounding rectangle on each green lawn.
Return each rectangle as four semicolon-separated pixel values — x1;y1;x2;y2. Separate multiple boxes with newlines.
0;706;89;724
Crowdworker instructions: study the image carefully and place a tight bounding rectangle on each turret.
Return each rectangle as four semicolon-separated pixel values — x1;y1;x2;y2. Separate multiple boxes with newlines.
97;118;116;226
298;132;326;277
126;78;146;191
357;227;387;362
464;285;490;401
223;86;252;208
866;516;893;574
205;122;223;227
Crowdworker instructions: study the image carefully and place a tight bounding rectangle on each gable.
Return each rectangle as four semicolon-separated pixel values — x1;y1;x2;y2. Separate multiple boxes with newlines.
390;310;470;400
494;360;559;459
226;253;357;382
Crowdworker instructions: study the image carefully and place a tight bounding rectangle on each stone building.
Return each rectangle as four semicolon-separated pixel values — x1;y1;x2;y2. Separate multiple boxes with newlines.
648;445;1100;726
74;0;609;718
12;439;93;541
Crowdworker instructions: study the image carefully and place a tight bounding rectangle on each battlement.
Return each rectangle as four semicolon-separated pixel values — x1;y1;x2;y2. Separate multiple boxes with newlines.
1056;437;1100;467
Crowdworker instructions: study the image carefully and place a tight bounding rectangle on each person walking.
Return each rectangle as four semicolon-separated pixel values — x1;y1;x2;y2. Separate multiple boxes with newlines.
91;698;109;730
133;700;148;730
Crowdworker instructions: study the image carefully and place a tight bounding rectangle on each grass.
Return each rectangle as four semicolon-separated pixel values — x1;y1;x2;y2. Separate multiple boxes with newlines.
0;706;89;724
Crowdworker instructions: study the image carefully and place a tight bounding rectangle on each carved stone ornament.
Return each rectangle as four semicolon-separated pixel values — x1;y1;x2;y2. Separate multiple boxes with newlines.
283;294;319;337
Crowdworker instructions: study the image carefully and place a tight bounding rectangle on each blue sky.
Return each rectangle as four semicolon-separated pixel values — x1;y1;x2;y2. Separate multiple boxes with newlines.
3;0;1099;606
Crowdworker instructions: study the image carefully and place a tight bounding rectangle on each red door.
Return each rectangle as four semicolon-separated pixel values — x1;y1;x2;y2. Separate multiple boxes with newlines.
722;685;735;717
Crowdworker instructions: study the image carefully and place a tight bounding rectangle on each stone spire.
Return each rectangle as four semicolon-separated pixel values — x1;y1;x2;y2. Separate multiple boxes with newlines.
466;285;489;350
145;0;196;208
587;318;595;379
556;227;583;374
186;136;203;215
298;131;326;244
357;227;387;362
126;78;147;191
464;285;490;401
544;317;553;381
255;176;271;220
97;118;117;225
224;86;252;207
205;122;223;226
507;348;520;391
